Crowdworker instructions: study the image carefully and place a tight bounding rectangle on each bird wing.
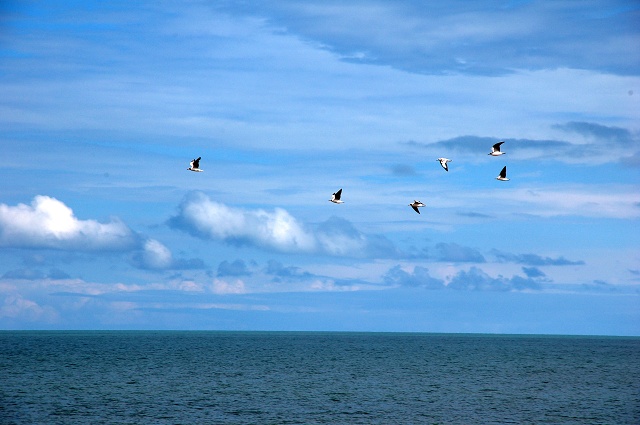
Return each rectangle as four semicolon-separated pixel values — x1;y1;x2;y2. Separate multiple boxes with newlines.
334;188;342;200
500;166;507;177
193;157;201;168
411;205;421;214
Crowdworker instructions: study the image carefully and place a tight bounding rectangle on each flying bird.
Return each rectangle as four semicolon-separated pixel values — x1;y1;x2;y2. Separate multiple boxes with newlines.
409;200;426;214
187;157;203;172
488;141;505;156
329;188;344;204
437;158;452;171
496;166;509;181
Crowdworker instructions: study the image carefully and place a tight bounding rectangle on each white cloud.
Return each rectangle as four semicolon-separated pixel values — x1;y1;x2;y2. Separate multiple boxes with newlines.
0;294;58;322
211;279;247;295
170;193;401;258
0;196;136;250
139;239;173;269
170;192;317;253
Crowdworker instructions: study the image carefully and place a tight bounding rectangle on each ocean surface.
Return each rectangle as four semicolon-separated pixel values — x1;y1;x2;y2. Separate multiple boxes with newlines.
1;332;639;424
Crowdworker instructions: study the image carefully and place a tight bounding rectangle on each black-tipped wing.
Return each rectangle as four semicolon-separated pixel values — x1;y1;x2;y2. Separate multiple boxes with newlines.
411;205;421;214
192;157;201;168
492;142;504;152
333;188;342;200
499;166;507;178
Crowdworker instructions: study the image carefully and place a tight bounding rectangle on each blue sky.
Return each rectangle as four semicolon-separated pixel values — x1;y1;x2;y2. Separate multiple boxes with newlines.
1;0;639;334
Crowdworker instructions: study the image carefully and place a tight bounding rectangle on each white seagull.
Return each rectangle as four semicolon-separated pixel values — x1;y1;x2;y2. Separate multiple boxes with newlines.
409;200;426;214
437;158;452;172
496;166;509;181
488;141;506;156
187;157;203;172
329;188;344;204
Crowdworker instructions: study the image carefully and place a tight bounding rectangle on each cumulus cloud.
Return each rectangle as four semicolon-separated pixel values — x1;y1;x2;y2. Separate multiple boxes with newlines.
0;196;137;250
383;265;444;289
169;192;316;253
0;196;202;271
139;239;173;269
316;216;400;258
265;260;305;277
130;239;205;271
169;192;400;258
217;259;252;277
447;266;542;291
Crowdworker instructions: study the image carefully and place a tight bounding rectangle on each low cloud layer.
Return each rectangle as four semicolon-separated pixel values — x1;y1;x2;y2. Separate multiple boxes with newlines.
493;251;585;266
448;267;542;292
383;265;544;292
383;265;444;289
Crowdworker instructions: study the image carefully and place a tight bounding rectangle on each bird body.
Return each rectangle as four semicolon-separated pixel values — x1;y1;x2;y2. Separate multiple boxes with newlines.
329;189;344;203
437;158;452;171
187;157;203;172
409;200;426;214
488;142;505;156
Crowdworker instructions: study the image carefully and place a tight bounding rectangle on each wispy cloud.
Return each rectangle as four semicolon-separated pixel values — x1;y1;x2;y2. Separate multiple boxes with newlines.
218;1;640;75
493;251;585;266
407;121;640;164
2;268;70;281
553;121;636;147
435;242;486;263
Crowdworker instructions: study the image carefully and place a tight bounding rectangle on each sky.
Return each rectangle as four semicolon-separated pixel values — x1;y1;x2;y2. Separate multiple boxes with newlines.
1;0;639;334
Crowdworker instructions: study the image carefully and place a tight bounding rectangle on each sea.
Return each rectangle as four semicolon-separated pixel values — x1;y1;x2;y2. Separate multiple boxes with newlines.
1;332;639;424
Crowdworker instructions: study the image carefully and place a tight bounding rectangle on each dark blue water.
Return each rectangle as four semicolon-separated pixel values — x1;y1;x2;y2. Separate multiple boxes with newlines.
1;332;638;424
